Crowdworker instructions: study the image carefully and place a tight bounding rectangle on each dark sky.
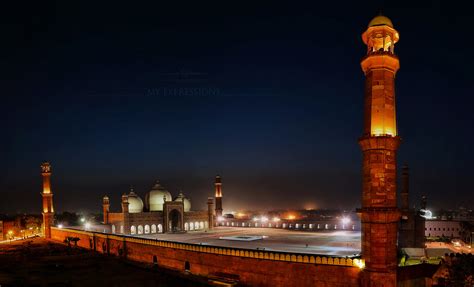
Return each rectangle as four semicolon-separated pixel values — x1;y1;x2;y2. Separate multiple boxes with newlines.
1;1;472;214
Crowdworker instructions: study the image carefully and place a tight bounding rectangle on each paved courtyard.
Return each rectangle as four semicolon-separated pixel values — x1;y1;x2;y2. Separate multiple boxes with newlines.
138;227;361;256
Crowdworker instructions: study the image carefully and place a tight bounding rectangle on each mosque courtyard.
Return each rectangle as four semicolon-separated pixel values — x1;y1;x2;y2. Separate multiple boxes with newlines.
136;227;361;257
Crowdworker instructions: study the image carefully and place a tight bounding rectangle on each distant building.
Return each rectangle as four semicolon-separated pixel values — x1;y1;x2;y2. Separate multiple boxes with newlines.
102;179;216;235
425;220;461;238
0;217;22;240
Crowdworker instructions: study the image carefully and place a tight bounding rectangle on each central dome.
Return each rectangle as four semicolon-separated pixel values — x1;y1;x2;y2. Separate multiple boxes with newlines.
368;15;393;28
145;180;172;211
127;190;144;213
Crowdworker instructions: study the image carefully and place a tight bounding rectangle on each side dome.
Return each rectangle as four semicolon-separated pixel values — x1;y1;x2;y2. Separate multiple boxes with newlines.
145;180;172;211
127;191;144;213
368;15;393;28
174;191;191;212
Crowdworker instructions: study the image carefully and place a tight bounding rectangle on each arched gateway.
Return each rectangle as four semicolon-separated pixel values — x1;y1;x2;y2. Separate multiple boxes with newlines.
163;200;184;233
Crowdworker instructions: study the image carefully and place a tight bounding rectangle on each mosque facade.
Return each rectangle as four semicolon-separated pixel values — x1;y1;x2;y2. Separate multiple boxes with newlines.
102;178;219;235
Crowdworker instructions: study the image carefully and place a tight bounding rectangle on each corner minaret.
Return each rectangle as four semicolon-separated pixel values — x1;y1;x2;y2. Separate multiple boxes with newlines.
214;175;223;219
207;197;214;230
41;162;54;238
359;15;401;287
103;195;110;224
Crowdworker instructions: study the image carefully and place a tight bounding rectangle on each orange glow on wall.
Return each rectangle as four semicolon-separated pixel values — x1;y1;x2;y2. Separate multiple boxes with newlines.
370;112;397;137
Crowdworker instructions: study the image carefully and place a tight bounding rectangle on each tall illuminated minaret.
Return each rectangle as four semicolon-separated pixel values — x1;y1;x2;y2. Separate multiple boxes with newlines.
359;15;401;287
41;162;54;238
103;195;110;224
214;175;223;219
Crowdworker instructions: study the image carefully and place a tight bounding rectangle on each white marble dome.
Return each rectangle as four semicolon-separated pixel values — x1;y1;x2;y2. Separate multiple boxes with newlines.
174;191;191;212
127;191;144;213
145;180;172;211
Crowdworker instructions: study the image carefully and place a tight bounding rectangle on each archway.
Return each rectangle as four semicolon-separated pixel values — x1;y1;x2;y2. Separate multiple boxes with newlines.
145;225;150;234
111;225;116;233
169;209;182;232
131;225;136;235
151;224;156;233
185;261;190;272
158;224;163;233
138;225;143;234
185;222;189;231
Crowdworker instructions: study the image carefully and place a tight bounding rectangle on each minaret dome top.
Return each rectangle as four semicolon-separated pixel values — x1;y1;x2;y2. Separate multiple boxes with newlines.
368;15;393;28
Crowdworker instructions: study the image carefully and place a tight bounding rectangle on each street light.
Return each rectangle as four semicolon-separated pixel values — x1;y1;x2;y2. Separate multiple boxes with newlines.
341;217;351;229
84;222;91;230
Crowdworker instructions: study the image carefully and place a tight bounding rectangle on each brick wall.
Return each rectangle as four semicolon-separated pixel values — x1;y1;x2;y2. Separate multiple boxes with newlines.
51;227;362;286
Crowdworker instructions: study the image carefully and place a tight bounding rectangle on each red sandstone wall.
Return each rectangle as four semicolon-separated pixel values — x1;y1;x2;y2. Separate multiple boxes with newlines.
108;213;124;225
51;228;361;287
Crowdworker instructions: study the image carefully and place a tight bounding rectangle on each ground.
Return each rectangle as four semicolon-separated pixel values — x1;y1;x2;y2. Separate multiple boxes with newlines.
137;227;361;256
0;238;212;287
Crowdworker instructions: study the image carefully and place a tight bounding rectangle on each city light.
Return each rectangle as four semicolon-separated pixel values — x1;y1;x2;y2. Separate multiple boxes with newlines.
217;216;224;222
253;217;259;222
272;217;281;222
420;209;433;219
354;259;365;269
261;216;268;222
80;218;86;223
58;224;63;229
287;215;296;220
341;217;350;225
84;222;91;229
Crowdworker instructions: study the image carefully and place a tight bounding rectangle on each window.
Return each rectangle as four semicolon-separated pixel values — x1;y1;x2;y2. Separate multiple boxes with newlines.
185;261;190;272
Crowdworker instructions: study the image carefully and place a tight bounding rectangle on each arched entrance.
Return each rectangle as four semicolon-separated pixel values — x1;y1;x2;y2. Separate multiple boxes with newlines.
169;209;182;232
163;201;184;233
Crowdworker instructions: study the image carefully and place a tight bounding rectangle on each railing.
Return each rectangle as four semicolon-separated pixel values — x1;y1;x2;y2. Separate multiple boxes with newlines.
361;50;399;61
51;227;365;268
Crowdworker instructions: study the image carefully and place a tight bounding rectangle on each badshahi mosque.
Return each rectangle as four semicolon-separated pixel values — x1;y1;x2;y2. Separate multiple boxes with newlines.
102;179;216;235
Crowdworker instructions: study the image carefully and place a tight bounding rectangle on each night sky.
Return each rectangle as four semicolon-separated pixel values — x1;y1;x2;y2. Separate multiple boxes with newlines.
1;1;472;214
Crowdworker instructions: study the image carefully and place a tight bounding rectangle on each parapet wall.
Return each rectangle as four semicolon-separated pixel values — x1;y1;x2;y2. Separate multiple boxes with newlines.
51;227;363;286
